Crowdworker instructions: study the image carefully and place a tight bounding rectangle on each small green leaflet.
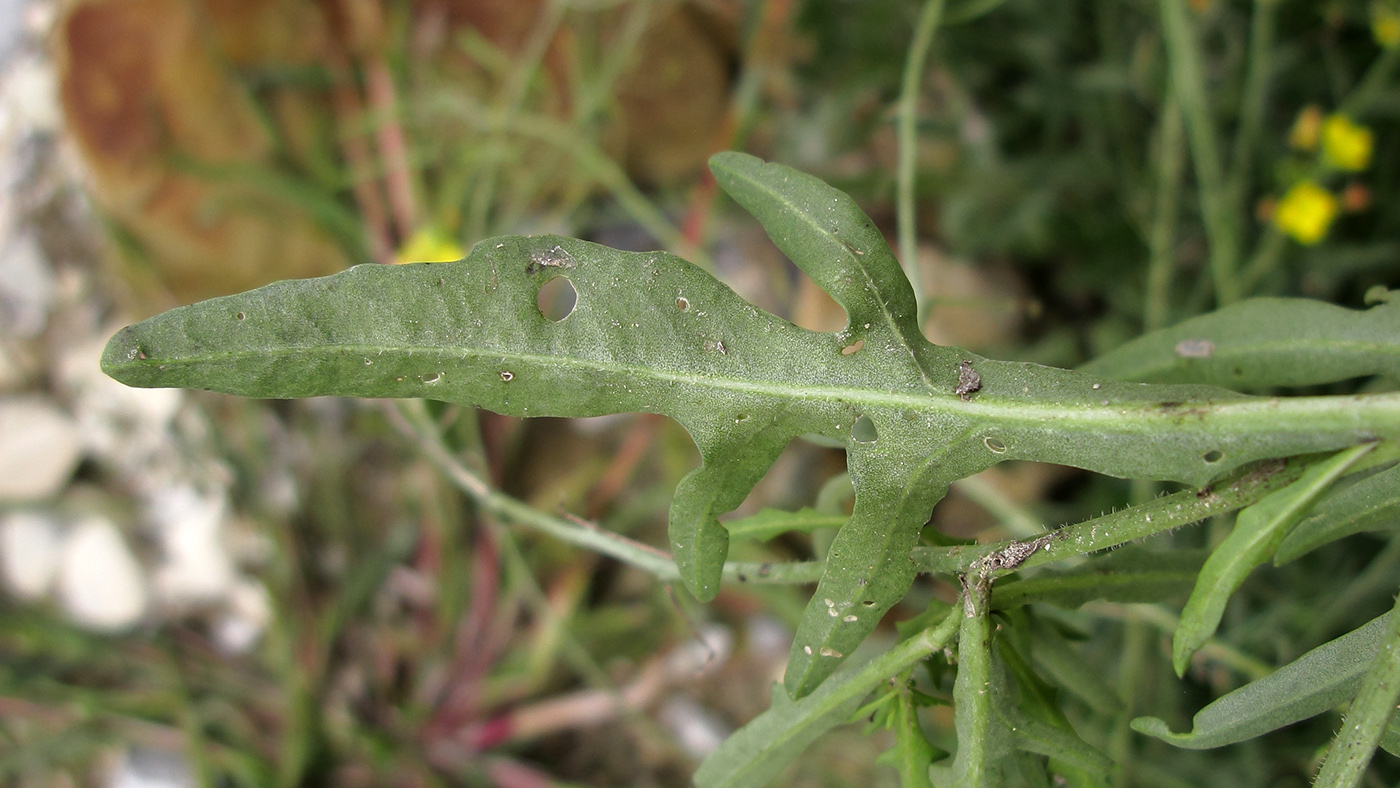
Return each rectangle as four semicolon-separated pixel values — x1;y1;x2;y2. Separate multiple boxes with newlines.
1172;443;1375;675
100;152;1400;696
1275;463;1400;564
1135;613;1390;750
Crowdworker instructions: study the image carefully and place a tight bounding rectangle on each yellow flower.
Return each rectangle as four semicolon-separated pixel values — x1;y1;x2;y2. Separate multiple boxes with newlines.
395;227;466;264
1321;114;1374;171
1374;2;1400;48
1288;105;1323;151
1274;181;1338;245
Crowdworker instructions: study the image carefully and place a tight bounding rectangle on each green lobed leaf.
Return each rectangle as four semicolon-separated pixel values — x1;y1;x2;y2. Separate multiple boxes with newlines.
1172;443;1376;675
100;152;1400;696
878;680;939;788
1080;296;1400;388
1275;464;1400;564
1135;613;1390;749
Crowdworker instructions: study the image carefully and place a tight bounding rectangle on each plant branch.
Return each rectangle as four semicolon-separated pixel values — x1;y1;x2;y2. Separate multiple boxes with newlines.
384;401;824;586
898;0;948;327
916;455;1313;576
1161;0;1241;305
1146;91;1185;332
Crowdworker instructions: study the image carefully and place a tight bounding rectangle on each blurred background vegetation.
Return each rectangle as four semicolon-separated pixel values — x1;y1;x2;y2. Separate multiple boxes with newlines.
3;0;1400;785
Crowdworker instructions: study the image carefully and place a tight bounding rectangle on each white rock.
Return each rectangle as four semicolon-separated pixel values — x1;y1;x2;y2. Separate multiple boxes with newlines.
104;746;195;788
57;516;147;632
0;509;62;599
211;579;271;655
2;54;60;133
658;695;730;759
0;231;55;337
0;395;81;501
148;485;235;605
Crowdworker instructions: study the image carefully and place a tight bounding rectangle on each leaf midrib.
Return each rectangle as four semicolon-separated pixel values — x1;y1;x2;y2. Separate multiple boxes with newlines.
117;341;1400;433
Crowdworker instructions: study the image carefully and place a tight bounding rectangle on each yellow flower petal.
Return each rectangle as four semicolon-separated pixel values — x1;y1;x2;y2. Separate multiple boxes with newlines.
1274;181;1338;245
396;228;466;264
1321;114;1374;172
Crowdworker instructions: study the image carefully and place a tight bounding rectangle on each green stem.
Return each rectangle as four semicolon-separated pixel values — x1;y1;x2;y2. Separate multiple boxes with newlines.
1228;0;1277;220
1340;44;1400;119
1145;92;1186;332
1110;621;1152;787
386;401;822;585
1084;602;1274;680
1311;591;1400;788
952;474;1044;538
1160;0;1241;305
898;0;948;328
464;0;567;243
952;577;993;788
916;453;1314;576
1239;224;1288;292
437;97;711;269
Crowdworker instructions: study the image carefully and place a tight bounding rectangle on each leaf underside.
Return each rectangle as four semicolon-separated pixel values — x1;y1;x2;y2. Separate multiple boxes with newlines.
100;152;1400;697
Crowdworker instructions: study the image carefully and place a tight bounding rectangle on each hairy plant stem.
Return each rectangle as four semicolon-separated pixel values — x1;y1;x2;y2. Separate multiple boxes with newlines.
1311;591;1400;788
392;392;1352;600
917;453;1316;576
952;575;993;788
897;0;948;327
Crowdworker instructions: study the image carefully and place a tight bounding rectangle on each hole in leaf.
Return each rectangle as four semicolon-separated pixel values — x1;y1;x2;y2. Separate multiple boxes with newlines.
676;296;690;311
234;311;245;321
862;599;878;607
537;276;577;321
841;339;864;356
984;436;1007;453
850;415;878;444
1203;450;1224;463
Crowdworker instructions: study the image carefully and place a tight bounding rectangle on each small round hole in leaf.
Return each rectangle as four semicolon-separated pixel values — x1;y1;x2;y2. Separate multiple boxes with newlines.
984;436;1007;453
1203;450;1223;463
841;339;864;356
537;276;577;321
851;415;878;444
676;296;690;311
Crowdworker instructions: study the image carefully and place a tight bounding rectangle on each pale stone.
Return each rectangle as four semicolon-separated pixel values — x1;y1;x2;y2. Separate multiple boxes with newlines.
57;516;147;631
0;395;82;501
104;746;194;788
148;485;235;605
211;579;271;655
0;509;62;599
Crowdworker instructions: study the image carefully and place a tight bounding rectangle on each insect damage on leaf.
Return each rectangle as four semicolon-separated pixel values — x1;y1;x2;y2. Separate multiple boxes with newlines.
100;151;1400;698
